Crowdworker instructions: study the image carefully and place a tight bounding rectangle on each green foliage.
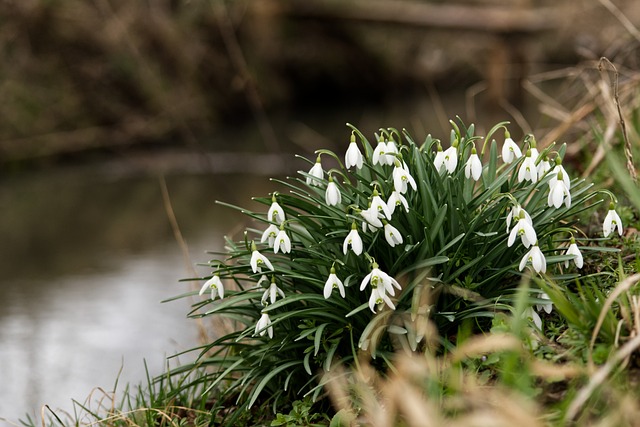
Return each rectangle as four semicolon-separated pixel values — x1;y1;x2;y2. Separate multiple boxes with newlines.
176;119;622;419
271;398;328;427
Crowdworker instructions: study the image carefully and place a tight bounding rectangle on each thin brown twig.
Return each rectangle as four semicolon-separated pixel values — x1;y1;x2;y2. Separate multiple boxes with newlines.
159;176;209;345
598;57;637;183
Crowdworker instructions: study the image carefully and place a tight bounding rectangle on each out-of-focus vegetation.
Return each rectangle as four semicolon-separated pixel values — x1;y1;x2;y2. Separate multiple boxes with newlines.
1;0;639;165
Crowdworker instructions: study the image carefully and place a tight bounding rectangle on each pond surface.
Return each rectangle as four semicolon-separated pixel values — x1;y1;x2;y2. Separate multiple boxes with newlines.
0;166;279;424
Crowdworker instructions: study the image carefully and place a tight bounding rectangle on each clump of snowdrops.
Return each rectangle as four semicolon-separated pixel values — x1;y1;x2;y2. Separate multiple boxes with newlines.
187;120;622;415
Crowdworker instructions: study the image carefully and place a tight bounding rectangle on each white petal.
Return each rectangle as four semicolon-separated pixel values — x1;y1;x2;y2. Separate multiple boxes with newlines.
434;151;446;173
360;272;373;291
324;276;334;299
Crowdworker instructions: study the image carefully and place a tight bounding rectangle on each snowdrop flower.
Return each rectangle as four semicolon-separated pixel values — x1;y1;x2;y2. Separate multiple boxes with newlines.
199;274;224;300
360;262;401;296
433;143;446;173
443;140;459;174
603;203;623;237
518;149;538;183
537;156;551;177
501;131;522;164
324;266;345;299
267;195;285;224
565;237;583;268
387;190;409;215
506;204;532;233
325;176;342;206
548;157;571;190
262;278;285;305
260;224;279;248
547;170;571;208
274;225;291;254
519;243;546;274
306;155;324;186
536;292;553;314
383;222;403;247
343;222;363;255
250;242;274;273
360;207;383;232
255;312;273;338
368;286;396;313
464;146;482;181
507;211;537;248
392;161;417;194
371;189;392;220
345;133;364;169
372;137;392;166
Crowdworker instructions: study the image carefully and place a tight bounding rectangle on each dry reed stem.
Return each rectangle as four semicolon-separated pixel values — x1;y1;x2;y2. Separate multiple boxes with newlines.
598;57;638;183
566;333;640;422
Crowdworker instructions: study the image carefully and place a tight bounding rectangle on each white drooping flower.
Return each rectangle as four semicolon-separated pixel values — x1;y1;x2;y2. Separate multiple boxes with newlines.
537;156;551;177
325;177;342;206
519;243;546;274
274;226;291;254
506;204;532;233
547;170;571;208
343;223;363;255
372;137;392;166
345;134;364;169
250;243;275;273
548;158;571;190
565;237;583;269
306;156;324;186
392;161;417;194
255;312;273;338
518;149;538;183
443;141;459;174
260;224;279;248
261;278;285;305
603;203;623;237
507;211;537;248
368;286;396;313
501;131;522;164
535;292;553;314
383;222;403;247
360;262;401;297
371;189;392;220
385;139;399;165
464;147;482;181
267;195;285;224
324;266;346;299
199;274;224;300
387;190;409;215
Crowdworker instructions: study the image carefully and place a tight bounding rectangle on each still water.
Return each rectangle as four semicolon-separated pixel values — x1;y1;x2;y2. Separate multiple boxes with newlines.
0;165;279;424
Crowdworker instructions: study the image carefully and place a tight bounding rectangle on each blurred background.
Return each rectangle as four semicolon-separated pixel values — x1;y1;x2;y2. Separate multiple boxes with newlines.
1;0;639;422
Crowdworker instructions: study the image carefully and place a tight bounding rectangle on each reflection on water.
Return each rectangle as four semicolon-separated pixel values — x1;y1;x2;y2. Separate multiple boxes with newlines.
0;167;276;423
